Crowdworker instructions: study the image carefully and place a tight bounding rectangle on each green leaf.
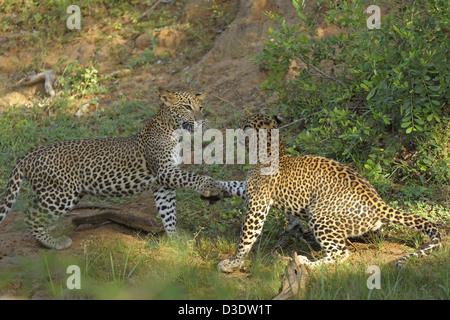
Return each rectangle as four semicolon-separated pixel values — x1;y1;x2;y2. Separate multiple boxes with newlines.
431;100;441;106
393;25;400;34
415;85;425;94
405;127;413;134
428;86;440;91
366;88;376;101
414;118;424;125
360;83;369;90
401;121;411;128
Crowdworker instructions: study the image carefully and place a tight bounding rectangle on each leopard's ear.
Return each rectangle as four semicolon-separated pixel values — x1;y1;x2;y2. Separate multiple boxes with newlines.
271;115;284;124
195;92;206;101
158;87;177;105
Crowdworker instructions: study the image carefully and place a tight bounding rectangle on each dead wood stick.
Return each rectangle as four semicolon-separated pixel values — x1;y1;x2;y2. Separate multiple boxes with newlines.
273;253;309;300
210;94;239;110
137;0;173;21
1;31;40;39
72;211;164;233
294;50;346;86
18;70;55;97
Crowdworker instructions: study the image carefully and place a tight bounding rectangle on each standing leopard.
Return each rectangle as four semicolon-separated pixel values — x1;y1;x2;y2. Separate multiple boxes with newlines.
218;114;442;272
0;88;225;249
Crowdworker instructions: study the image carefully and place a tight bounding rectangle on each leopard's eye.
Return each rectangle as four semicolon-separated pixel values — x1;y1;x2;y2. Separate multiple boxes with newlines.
183;104;193;111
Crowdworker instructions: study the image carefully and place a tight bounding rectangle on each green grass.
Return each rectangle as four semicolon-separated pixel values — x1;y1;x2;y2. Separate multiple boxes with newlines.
0;233;285;299
303;246;450;300
1;226;448;300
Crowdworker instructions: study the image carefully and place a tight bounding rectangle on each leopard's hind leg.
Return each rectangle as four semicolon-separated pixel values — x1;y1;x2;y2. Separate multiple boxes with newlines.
296;217;350;267
25;187;79;250
25;199;74;249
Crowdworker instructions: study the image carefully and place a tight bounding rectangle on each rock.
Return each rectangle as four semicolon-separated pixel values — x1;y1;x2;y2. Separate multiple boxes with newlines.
135;33;151;50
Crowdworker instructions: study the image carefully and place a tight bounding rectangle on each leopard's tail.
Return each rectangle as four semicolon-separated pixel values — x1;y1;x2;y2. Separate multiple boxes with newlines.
0;161;24;224
382;204;442;267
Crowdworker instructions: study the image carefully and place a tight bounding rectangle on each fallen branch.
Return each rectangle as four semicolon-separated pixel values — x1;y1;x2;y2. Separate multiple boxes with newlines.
17;70;55;97
277;118;305;130
273;253;309;300
1;31;40;40
72;211;164;233
137;0;173;21
210;94;239;110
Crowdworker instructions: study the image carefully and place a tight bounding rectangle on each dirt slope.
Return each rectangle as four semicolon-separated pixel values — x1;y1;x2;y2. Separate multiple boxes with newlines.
0;1;354;298
0;0;310;112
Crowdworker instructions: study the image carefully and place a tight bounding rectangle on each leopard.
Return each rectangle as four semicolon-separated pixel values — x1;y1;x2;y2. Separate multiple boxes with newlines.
218;113;442;272
0;88;225;250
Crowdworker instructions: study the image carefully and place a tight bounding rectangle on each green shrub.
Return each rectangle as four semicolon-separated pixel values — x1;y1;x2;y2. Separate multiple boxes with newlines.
57;62;102;97
256;0;449;187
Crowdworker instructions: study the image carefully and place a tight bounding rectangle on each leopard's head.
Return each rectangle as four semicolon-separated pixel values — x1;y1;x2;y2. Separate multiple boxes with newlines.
239;113;283;154
158;88;206;133
241;113;283;132
241;113;283;175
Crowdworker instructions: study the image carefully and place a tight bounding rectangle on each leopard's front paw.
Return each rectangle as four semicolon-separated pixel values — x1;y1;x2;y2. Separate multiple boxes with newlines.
200;177;223;199
200;194;223;204
218;257;244;273
42;235;72;250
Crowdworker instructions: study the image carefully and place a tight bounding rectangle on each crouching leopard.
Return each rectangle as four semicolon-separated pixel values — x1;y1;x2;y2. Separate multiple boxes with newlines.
218;114;441;272
0;88;225;249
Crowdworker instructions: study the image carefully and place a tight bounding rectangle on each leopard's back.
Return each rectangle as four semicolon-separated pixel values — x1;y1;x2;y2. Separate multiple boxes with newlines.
21;137;153;198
